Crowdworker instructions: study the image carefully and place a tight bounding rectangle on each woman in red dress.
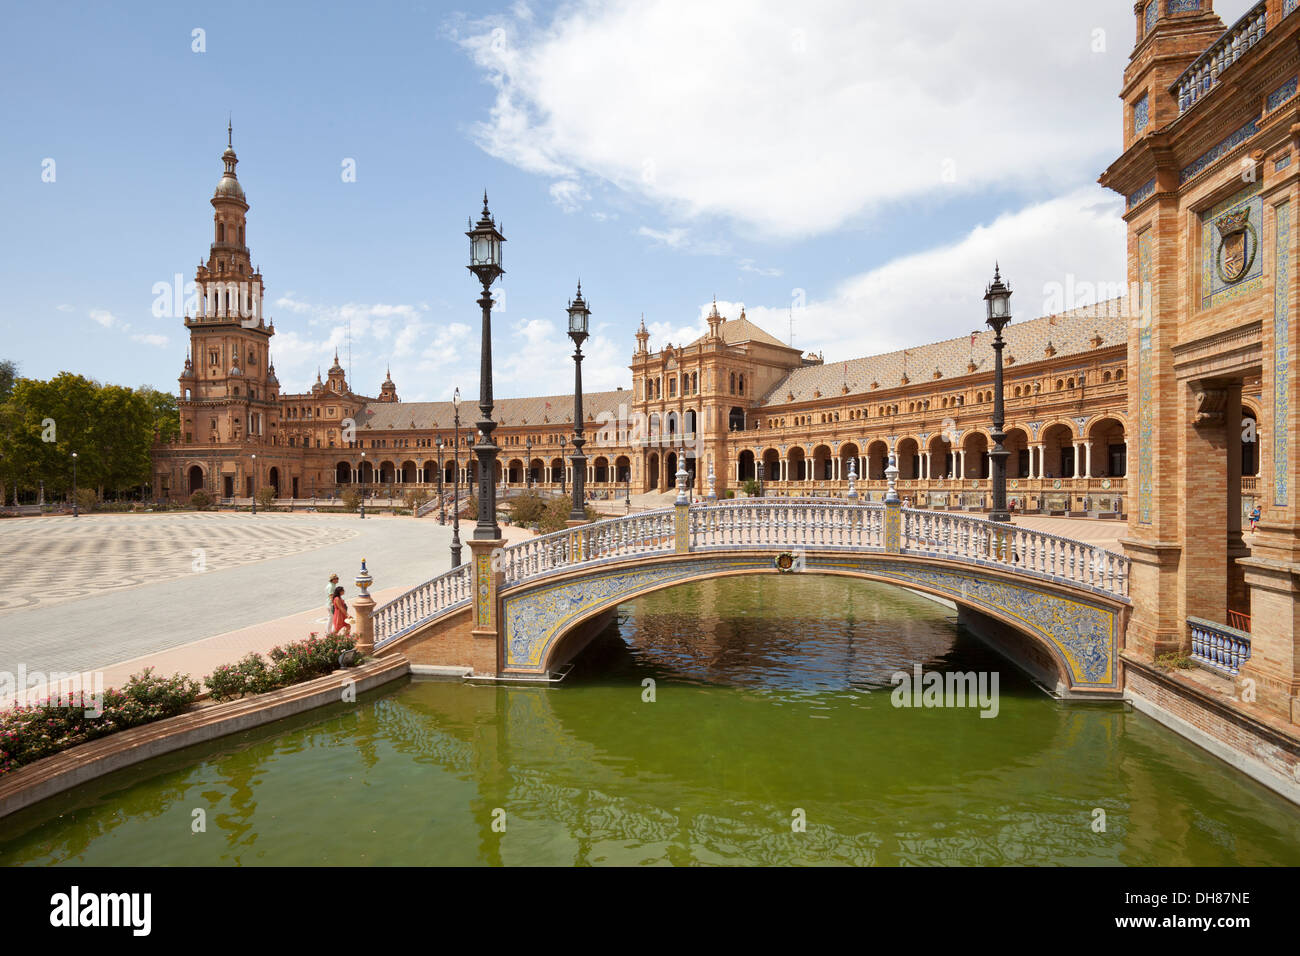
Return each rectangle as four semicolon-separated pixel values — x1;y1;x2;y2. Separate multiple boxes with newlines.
331;586;351;636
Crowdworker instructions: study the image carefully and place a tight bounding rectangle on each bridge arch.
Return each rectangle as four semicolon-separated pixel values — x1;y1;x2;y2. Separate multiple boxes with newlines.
501;553;1117;693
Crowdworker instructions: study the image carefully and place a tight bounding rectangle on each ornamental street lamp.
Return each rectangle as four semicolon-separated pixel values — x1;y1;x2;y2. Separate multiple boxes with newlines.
984;263;1013;523
560;436;567;497
526;436;534;491
71;452;78;517
451;387;463;567
468;192;505;540
566;282;590;523
250;453;257;515
436;437;446;525
359;451;367;519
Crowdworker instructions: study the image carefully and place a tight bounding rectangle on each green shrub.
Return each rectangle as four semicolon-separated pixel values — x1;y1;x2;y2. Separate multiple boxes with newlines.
742;479;760;497
0;668;199;775
340;488;361;513
74;488;99;512
509;492;548;526
255;486;277;509
1154;652;1196;670
403;488;430;511
205;634;357;701
190;489;213;510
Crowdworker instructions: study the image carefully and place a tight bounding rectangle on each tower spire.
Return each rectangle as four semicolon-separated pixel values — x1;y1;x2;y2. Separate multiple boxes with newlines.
227;114;232;148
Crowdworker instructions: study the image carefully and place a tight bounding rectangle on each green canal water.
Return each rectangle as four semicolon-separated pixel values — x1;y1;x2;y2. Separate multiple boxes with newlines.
3;576;1300;866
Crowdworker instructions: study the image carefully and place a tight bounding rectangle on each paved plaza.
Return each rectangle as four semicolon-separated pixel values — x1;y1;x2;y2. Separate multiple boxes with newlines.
0;511;491;679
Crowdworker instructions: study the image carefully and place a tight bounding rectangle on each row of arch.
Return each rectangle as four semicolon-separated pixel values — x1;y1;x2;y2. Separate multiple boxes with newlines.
734;417;1131;482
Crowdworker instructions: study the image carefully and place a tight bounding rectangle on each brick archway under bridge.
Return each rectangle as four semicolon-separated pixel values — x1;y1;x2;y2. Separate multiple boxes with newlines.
365;501;1130;696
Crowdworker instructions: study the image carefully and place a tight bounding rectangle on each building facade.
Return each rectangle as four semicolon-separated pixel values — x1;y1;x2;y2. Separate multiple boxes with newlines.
1100;0;1299;722
154;141;1148;517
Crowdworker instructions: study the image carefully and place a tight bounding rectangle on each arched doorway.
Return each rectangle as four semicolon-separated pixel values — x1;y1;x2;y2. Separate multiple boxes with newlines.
866;440;889;480
962;432;990;479
1041;424;1076;479
188;465;204;494
646;453;660;492
762;448;781;482
896;438;920;479
788;447;807;481
615;455;631;484
812;445;833;481
1087;417;1127;477
738;450;756;481
839;443;860;482
401;461;417;483
1003;428;1030;478
729;407;745;431
268;467;280;495
336;461;351;484
594;456;609;484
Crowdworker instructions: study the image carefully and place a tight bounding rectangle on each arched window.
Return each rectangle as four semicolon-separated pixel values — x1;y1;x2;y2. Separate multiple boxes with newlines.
217;222;225;242
730;372;736;394
238;225;244;244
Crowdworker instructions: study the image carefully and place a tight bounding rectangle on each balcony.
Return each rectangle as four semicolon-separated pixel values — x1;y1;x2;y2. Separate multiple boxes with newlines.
1172;1;1268;115
1188;616;1252;676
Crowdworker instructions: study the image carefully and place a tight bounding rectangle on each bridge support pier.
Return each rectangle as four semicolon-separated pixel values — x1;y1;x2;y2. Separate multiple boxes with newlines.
469;538;504;675
354;559;375;656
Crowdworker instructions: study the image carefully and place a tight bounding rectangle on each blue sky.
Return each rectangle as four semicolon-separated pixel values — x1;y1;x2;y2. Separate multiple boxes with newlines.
0;0;1256;401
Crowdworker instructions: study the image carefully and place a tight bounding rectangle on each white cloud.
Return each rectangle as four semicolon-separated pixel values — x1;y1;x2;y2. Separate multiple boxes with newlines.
734;186;1127;361
550;179;590;212
637;226;687;248
56;304;74;313
131;333;169;347
455;1;1132;239
89;308;117;328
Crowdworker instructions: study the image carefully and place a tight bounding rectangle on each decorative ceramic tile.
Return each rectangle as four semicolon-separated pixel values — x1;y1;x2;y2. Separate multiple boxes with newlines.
1180;119;1259;186
1268;77;1298;113
1275;201;1291;508
1201;182;1264;310
1169;0;1199;11
501;554;1120;689
1145;1;1158;33
1286;0;1298;17
1134;94;1150;134
475;553;493;626
1128;178;1156;209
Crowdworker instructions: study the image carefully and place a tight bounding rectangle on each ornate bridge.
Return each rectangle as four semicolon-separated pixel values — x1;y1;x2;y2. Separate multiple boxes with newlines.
355;493;1131;696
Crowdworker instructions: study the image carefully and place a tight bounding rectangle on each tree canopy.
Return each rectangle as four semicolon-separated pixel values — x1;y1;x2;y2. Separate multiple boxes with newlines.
0;364;173;502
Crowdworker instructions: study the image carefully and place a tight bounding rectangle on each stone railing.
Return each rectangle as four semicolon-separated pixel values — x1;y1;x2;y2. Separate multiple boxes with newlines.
373;563;473;650
370;500;1130;651
500;508;676;586
1188;616;1252;675
1173;1;1267;114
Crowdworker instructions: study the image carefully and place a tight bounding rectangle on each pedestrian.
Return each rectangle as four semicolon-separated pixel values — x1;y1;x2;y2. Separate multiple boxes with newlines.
1250;505;1261;532
331;586;351;636
326;573;339;626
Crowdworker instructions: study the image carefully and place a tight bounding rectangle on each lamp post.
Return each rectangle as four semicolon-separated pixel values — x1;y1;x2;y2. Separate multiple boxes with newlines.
451;387;463;567
359;451;366;519
250;453;257;515
71;452;78;517
984;264;1013;523
436;437;446;524
566;282;590;523
468;193;505;540
526;436;533;491
560;436;567;497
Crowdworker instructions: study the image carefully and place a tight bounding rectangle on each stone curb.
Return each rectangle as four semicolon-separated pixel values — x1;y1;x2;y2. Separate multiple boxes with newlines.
0;655;411;821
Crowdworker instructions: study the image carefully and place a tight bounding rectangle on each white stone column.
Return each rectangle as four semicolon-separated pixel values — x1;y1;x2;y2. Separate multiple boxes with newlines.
1083;441;1093;478
924;452;932;480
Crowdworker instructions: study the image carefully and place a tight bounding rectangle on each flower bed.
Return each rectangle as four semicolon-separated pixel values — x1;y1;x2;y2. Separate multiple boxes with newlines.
204;632;357;702
0;669;200;775
0;633;361;776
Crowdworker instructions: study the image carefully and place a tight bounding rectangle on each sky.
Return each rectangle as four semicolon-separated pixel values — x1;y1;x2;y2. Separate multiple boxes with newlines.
0;0;1259;402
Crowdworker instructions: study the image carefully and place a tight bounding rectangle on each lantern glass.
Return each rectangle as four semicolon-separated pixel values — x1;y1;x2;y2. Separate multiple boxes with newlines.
568;307;588;335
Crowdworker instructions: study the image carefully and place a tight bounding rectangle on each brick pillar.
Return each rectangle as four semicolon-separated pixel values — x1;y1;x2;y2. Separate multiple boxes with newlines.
468;537;503;676
1226;382;1249;615
1182;382;1230;627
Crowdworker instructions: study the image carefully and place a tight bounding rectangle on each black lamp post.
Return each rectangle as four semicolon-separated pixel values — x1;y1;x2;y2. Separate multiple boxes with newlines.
451;387;463;567
436;437;446;524
560;436;567;497
468;193;505;540
359;451;366;519
526;436;533;491
250;453;257;515
984;264;1013;523
566;282;590;523
71;452;78;517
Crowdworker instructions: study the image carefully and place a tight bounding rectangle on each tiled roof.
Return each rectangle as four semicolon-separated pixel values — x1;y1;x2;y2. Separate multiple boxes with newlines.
686;313;795;351
359;389;631;431
759;299;1127;407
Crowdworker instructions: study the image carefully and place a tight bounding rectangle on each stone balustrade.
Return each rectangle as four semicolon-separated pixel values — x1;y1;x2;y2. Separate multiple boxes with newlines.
1188;616;1252;676
1174;1;1267;114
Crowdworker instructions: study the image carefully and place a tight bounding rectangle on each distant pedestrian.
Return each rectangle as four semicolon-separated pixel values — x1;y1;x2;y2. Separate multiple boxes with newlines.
327;573;339;625
331;586;351;636
1250;505;1261;532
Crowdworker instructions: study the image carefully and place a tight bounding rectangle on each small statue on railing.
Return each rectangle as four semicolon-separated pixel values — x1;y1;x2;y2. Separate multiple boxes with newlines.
847;458;859;502
707;460;717;502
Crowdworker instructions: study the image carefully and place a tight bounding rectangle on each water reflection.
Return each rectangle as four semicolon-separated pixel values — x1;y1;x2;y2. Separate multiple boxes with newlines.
2;576;1300;866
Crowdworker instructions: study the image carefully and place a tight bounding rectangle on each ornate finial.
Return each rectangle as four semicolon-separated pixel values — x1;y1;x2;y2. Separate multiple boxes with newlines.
847;457;858;501
885;454;900;503
675;458;690;506
993;261;1000;281
707;460;717;502
227;114;232;148
482;190;491;218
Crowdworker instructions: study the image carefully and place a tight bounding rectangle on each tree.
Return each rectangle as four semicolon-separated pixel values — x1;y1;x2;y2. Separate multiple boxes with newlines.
0;360;16;401
137;386;180;444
